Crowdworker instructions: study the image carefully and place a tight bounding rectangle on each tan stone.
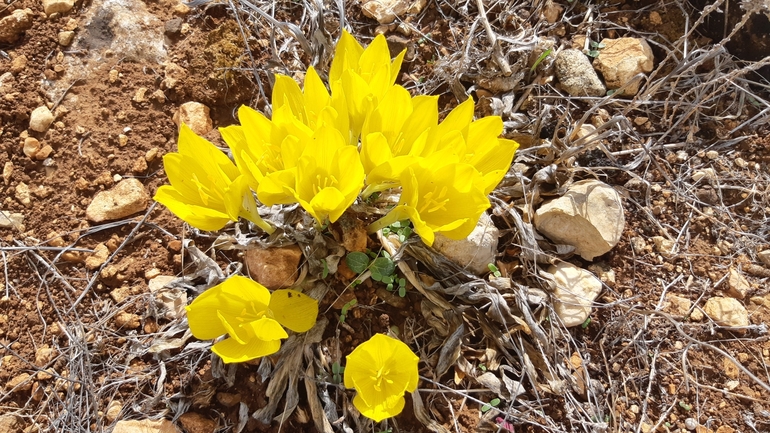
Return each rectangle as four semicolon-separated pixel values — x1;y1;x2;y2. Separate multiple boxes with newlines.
42;0;75;15
548;262;603;327
112;419;179;433
534;179;624;261
703;297;749;327
105;400;122;423
114;312;141;329
85;243;110;270
86;178;149;222
173;102;213;135
29;106;55;133
593;37;654;96
0;9;33;44
6;373;33;392
178;412;216;433
726;268;751;299
245;245;302;290
34;345;56;367
58;31;75;46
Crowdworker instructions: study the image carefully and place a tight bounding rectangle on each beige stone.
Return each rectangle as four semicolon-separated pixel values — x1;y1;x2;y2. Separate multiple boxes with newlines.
112;419;179;433
23;137;40;158
0;414;21;433
0;9;34;44
548;262;603;327
105;400;123;423
173;102;213;135
85;243;110;270
10;55;28;74
86;178;149;222
703;297;749;327
6;373;32;392
433;212;499;276
361;0;409;24
593;38;654;96
245;245;302;290
114;312;141;329
726;268;750;299
0;211;24;230
554;49;606;97
178;412;216;433
534;179;625;261
58;31;75;46
34;345;57;367
43;0;76;15
15;182;31;206
29;106;55;133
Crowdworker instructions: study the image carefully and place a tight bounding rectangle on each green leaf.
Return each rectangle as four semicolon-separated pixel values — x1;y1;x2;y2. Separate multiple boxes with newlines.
398;285;406;297
481;398;501;412
322;259;329;279
581;317;592;329
370;256;395;282
346;252;370;274
530;48;552;72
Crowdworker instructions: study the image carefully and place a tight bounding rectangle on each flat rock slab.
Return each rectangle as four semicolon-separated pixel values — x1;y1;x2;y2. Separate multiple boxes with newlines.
432;212;499;276
554;49;606;97
244;245;302;290
86;178;149;222
593;37;654;96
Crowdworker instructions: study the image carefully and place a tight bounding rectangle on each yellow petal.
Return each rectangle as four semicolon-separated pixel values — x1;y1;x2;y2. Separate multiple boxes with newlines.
352;393;406;423
154;186;231;231
303;66;331;127
269;290;319;333
248;316;289;341
257;169;299;206
273;74;307;123
330;30;364;86
212;336;281;364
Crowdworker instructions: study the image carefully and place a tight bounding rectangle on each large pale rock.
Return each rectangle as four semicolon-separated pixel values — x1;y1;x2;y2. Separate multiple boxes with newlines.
86;179;149;222
554;49;606;97
547;262;602;327
534;179;624;261
0;9;33;44
149;276;187;321
663;294;703;321
703;297;749;327
112;419;179;433
245;245;302;290
29;106;55;132
173;102;212;135
42;0;76;15
593;38;654;96
433;212;499;276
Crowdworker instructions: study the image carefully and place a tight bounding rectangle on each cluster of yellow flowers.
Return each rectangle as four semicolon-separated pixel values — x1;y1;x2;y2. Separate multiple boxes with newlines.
160;31;520;423
154;31;518;247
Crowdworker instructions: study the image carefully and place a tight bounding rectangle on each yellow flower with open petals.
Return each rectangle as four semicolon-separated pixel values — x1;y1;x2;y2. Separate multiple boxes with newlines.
154;124;272;233
329;30;406;141
360;85;438;194
186;275;318;363
344;334;419;422
368;162;490;246
266;126;365;224
423;98;520;194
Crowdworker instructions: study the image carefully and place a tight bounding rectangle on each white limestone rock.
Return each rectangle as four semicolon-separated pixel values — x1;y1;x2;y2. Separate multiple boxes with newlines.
86;178;149;222
554;49;606;97
432;212;499;276
42;0;76;15
593;38;654;96
547;261;602;327
534;179;625;261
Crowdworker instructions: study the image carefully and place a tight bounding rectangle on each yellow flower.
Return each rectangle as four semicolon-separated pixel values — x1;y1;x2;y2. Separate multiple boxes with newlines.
186;275;318;363
423;98;520;194
359;85;438;193
344;334;419;422
367;162;490;246
154;124;272;232
329;30;406;141
258;126;365;224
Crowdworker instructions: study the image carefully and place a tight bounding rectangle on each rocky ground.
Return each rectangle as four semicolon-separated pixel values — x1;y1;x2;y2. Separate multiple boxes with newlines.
2;0;770;432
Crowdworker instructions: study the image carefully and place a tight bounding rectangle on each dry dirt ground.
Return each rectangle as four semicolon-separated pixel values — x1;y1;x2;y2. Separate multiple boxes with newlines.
2;0;770;432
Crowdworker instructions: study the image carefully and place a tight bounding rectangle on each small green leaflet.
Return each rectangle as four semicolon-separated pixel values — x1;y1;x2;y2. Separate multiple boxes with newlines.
346;252;370;274
370;256;395;282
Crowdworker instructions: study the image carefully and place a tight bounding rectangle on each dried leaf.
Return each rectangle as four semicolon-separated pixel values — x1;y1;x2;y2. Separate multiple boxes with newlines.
435;323;464;378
